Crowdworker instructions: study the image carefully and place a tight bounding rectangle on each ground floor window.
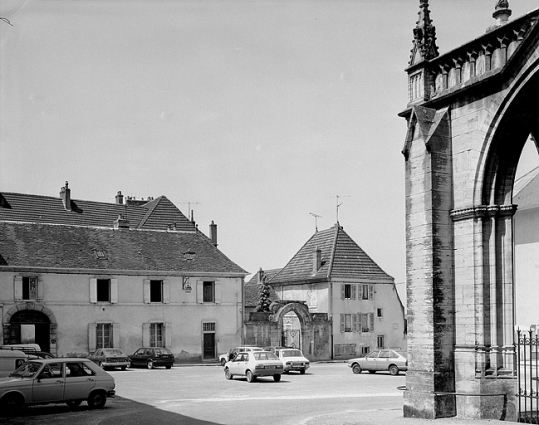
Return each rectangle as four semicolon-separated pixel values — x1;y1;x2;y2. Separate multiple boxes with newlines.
361;346;370;355
377;335;384;349
150;323;163;347
96;323;112;349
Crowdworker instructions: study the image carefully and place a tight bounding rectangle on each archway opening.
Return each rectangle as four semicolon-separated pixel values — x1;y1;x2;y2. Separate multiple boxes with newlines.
9;310;51;352
282;311;301;349
514;136;539;331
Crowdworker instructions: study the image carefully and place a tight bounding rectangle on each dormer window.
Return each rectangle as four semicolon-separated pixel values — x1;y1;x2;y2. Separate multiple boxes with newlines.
93;249;108;260
183;250;196;261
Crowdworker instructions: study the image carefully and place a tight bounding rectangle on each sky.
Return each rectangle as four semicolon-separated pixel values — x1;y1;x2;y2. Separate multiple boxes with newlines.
1;0;539;303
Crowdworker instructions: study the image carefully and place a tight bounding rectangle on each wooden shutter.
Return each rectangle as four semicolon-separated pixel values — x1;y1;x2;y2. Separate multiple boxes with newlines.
214;282;221;304
369;313;375;332
110;279;118;304
362;313;368;332
37;277;44;301
14;276;23;301
369;284;374;300
143;279;151;303
164;322;172;348
353;313;359;332
196;281;203;303
351;284;356;300
88;323;97;351
89;278;97;303
341;284;345;300
340;314;345;333
142;323;150;347
112;323;120;348
163;281;170;304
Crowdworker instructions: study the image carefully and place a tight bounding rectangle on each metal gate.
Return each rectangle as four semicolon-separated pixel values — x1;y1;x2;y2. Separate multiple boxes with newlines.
282;329;301;349
517;329;539;423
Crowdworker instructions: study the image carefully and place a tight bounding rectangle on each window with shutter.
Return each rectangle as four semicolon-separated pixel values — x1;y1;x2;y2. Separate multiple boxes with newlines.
340;314;345;333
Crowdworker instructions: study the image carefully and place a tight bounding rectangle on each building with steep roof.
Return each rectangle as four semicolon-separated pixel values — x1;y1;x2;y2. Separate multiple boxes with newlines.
0;182;247;363
267;224;406;359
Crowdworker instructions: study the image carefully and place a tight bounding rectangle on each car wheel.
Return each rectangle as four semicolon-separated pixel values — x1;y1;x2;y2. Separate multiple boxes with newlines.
389;365;400;376
283;370;290;374
273;374;281;382
121;366;127;371
300;369;306;375
368;370;376;374
220;358;227;366
352;364;362;374
225;367;233;380
0;394;24;416
147;360;154;369
66;400;82;408
246;370;255;382
166;365;172;369
87;391;107;409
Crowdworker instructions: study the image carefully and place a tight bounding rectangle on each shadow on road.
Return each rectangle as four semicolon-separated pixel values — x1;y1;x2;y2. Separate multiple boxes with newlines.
2;396;221;425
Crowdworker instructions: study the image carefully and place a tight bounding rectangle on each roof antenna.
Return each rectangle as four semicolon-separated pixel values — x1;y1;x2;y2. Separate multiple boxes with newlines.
178;201;201;223
332;195;350;224
310;212;322;232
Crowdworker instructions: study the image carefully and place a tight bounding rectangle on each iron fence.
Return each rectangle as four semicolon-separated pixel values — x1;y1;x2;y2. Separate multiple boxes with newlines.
517;329;539;423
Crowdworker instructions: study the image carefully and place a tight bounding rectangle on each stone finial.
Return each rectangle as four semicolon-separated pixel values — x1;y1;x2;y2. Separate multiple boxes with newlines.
492;0;512;27
409;0;439;66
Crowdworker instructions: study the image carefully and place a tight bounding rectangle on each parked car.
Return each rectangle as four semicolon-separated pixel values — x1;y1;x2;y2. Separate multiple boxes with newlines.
347;349;408;376
88;348;130;370
1;344;54;362
0;358;115;415
0;350;29;378
224;350;284;382
274;348;310;374
219;346;263;366
128;347;174;369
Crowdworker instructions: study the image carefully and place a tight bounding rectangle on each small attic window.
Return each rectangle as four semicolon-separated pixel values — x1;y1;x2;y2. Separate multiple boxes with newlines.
93;249;108;260
183;251;196;261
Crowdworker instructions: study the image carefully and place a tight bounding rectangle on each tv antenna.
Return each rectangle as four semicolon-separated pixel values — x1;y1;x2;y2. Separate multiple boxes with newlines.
332;195;350;223
309;212;322;232
179;201;201;222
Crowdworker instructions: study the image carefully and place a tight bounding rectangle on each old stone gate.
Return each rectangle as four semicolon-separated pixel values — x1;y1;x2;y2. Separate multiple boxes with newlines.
402;1;539;421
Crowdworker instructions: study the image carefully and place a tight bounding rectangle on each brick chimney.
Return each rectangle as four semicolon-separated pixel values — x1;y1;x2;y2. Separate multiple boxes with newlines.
115;191;124;204
257;268;265;284
209;221;218;247
313;247;322;273
60;181;71;211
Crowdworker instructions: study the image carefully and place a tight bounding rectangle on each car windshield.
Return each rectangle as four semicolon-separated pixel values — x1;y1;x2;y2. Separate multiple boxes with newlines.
253;352;279;361
103;349;124;356
281;350;302;357
11;361;42;378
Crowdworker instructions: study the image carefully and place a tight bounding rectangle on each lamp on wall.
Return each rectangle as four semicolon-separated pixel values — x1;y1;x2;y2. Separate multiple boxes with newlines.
183;277;192;293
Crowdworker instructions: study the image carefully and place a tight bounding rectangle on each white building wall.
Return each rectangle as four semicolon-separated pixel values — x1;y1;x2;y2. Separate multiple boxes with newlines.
0;271;244;360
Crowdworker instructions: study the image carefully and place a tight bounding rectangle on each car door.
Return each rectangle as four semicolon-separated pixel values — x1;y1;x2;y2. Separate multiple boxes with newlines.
362;351;380;371
230;353;247;375
131;349;145;366
64;361;96;400
32;362;65;403
377;350;390;371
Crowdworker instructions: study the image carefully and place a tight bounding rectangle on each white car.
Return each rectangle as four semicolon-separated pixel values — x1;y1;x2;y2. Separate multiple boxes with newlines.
0;358;115;416
224;351;284;382
218;346;263;366
274;348;310;374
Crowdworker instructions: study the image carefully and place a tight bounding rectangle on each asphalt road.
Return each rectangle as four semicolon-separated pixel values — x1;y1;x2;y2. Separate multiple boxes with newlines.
2;362;407;425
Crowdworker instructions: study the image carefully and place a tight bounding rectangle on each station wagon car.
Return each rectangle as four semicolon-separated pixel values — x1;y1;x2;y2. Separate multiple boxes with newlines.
274;348;310;374
0;358;115;415
224;350;284;382
88;348;130;370
347;349;408;376
129;347;174;369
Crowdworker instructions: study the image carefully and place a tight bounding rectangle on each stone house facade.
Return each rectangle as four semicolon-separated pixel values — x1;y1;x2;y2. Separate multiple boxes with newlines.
0;183;247;362
262;224;406;360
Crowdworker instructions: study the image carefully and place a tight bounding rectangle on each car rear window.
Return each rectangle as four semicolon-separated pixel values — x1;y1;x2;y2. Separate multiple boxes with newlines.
155;348;172;355
253;352;279;361
282;350;302;357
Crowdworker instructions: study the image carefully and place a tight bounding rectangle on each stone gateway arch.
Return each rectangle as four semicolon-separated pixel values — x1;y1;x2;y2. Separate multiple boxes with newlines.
401;1;539;421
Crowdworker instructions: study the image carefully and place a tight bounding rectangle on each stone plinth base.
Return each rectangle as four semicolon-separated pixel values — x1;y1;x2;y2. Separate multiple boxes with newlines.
403;390;456;419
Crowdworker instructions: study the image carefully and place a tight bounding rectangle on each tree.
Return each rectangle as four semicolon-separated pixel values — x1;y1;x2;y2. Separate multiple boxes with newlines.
254;277;271;312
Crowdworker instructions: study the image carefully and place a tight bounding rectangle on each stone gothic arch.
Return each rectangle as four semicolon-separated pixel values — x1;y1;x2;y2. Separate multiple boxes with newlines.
401;2;539;422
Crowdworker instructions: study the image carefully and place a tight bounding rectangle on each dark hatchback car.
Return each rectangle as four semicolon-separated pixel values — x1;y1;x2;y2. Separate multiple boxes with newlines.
128;347;174;369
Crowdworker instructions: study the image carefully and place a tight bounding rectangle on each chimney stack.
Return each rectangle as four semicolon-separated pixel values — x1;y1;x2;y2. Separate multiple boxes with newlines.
209;221;218;247
313;247;322;273
257;268;264;284
60;181;71;211
114;215;130;229
116;191;124;204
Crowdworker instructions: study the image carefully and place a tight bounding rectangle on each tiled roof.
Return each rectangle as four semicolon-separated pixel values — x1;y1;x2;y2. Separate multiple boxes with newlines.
270;224;392;285
0;221;246;275
0;192;195;231
244;268;281;307
514;166;539;211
